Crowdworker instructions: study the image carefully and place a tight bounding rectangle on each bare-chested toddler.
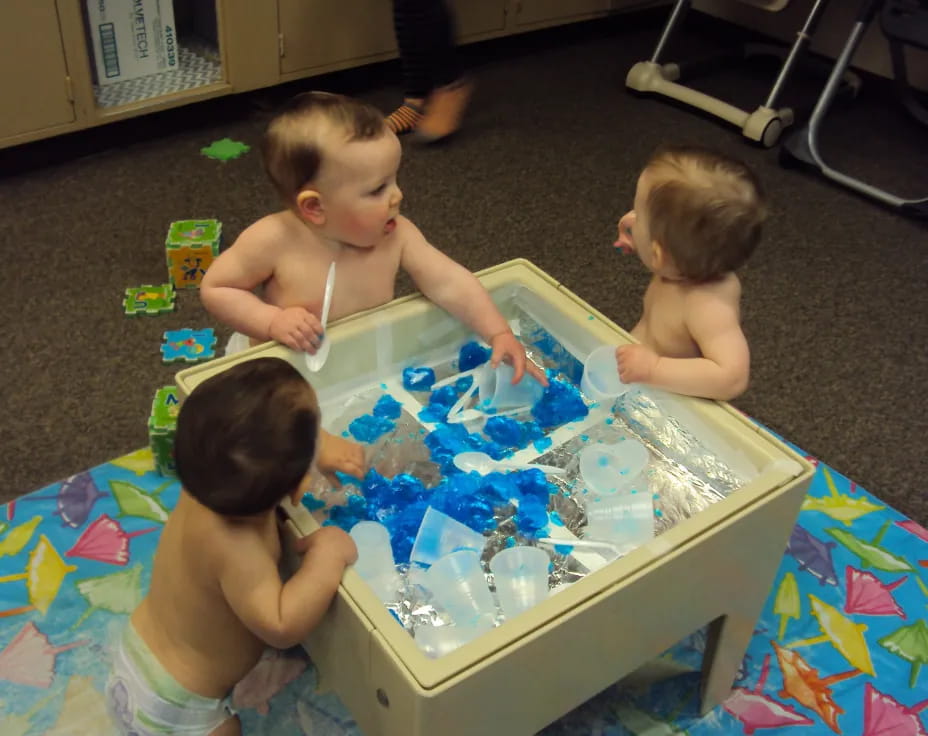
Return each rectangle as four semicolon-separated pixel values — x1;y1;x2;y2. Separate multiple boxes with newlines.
201;91;544;385
105;358;358;735
612;145;767;400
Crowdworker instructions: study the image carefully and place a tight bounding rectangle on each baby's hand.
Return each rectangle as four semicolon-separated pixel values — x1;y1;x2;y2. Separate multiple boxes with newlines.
489;331;549;386
317;431;366;486
295;526;358;565
614;211;636;254
269;307;324;353
616;344;659;384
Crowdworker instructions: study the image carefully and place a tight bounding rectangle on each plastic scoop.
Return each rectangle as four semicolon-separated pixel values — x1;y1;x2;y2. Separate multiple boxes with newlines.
476;362;545;410
410;507;486;567
580;345;631;402
489;546;551;619
305;261;336;372
453;451;566;476
349;521;400;602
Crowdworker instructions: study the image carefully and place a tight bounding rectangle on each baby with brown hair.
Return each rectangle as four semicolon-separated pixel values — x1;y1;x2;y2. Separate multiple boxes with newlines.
612;145;767;400
106;358;358;736
201;90;544;386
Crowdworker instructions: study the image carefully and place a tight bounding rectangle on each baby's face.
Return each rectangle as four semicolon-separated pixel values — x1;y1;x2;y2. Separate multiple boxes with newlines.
316;130;404;248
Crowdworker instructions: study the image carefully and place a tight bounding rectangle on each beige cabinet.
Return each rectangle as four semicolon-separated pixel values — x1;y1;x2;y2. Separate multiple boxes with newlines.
514;0;612;27
1;0;635;149
0;0;75;140
278;0;507;77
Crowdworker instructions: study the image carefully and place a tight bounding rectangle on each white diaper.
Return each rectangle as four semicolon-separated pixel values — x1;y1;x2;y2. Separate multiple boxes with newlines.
105;623;235;736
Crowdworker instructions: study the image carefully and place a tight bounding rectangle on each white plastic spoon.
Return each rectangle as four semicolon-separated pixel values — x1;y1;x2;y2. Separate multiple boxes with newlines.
445;403;533;425
305;262;336;372
452;451;566;476
536;537;622;555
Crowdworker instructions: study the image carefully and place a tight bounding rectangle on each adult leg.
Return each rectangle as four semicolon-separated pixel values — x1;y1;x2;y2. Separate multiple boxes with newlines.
388;0;467;136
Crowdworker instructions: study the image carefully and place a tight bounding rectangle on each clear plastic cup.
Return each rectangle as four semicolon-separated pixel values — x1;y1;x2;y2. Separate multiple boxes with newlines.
410;507;486;567
579;440;650;497
489;546;551;619
476;363;545;411
583;492;655;551
423;549;497;626
581;345;631;402
414;618;494;658
350;521;401;603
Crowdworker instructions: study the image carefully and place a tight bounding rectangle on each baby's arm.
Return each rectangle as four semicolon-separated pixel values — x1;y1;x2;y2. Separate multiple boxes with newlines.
218;526;357;649
200;221;323;352
617;290;750;400
399;219;546;384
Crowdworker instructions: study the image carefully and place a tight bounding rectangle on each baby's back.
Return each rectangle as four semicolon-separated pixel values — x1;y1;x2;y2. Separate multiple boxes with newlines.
131;491;276;698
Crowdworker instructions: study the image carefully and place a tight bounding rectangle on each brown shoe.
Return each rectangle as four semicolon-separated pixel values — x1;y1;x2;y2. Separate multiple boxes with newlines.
415;79;473;143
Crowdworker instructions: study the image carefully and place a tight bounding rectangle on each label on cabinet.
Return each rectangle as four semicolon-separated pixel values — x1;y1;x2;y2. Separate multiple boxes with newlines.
86;0;177;86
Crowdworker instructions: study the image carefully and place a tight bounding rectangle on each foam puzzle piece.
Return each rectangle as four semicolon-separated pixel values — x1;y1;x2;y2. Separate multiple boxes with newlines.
165;219;222;288
149;385;180;477
160;328;217;364
123;284;176;316
201;138;250;162
166;219;222;246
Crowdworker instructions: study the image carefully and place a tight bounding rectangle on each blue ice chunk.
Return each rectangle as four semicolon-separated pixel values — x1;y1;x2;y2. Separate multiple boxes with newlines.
348;414;396;443
458;341;491;371
532;378;589;428
383;499;429;563
514;468;551;503
334;471;361;487
302;495;326;512
373;394;403;419
326;493;370;531
515;497;549;538
484;416;544;450
484;416;523;446
533;436;553;453
454;375;474;393
402;365;436;391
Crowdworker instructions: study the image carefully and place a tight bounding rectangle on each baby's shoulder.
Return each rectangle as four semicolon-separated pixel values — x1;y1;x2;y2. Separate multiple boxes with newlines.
685;273;741;307
235;211;308;250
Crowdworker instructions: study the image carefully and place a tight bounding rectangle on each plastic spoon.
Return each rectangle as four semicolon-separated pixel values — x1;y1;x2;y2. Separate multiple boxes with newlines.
446;403;533;425
453;451;566;476
536;537;622;555
305;262;336;372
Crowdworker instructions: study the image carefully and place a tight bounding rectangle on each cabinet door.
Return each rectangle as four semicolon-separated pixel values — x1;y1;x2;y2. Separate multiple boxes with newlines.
0;0;74;139
515;0;611;27
279;0;397;74
453;0;506;38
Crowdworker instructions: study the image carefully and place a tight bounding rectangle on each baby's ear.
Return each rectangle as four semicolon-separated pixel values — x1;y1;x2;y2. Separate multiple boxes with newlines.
651;240;667;270
296;189;325;225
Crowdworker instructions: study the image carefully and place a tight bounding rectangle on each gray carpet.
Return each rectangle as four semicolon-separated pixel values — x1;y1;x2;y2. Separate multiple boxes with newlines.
1;12;926;523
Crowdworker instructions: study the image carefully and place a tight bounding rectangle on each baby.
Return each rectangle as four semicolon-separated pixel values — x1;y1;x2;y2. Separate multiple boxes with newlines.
106;358;358;736
612;145;767;400
201;91;544;385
